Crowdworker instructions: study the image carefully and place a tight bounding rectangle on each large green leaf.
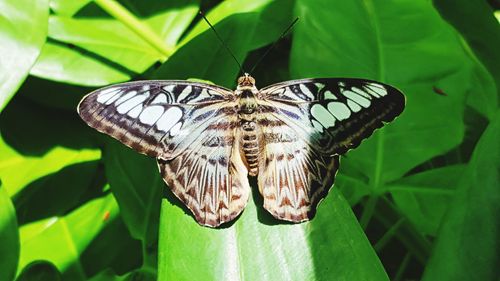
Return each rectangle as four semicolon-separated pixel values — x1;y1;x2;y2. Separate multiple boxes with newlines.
422;110;500;281
153;0;294;86
0;184;19;281
291;0;469;189
0;98;100;196
18;194;119;280
158;189;389;281
433;0;500;99
0;0;49;112
103;141;162;268
16;261;62;281
50;0;93;16
387;165;465;236
47;16;162;74
30;42;131;86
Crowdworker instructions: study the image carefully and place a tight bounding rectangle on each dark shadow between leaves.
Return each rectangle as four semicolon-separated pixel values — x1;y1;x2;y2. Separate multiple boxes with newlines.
14;161;107;226
77;216;143;279
0;95;101;156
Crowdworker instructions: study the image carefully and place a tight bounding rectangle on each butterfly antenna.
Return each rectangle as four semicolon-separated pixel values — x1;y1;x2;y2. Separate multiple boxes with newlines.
249;17;299;75
199;11;246;75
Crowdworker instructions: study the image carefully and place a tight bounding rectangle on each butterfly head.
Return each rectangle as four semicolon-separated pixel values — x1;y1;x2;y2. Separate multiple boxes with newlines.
237;73;256;87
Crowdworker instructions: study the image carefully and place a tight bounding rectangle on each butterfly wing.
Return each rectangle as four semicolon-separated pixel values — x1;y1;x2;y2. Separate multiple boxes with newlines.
78;81;251;227
257;78;405;221
78;80;234;159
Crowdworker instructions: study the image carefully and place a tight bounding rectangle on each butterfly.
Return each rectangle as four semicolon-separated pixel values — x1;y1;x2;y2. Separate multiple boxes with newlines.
78;73;405;227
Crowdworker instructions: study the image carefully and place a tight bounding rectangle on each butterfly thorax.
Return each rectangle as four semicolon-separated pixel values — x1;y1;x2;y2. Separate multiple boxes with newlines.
236;75;261;176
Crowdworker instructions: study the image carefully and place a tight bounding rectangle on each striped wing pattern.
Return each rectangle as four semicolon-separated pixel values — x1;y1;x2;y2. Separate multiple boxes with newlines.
78;81;251;226
260;78;405;155
256;112;340;221
257;78;405;220
78;80;233;159
78;77;405;227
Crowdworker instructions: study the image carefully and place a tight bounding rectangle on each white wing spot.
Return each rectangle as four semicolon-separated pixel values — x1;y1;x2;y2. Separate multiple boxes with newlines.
347;100;362;112
105;92;121;105
311;119;324;133
338;82;345;87
343;90;371;108
115;91;138;105
324;90;337;100
327;102;351;120
314;83;325;91
177;86;192;101
366;83;387;97
351;87;372;99
163;85;175;93
127;104;142;118
299;84;315;99
139;105;164;125
116;94;147;114
311;104;336;128
151;94;167;104
96;88;120;103
157;107;182;132
169;122;182;136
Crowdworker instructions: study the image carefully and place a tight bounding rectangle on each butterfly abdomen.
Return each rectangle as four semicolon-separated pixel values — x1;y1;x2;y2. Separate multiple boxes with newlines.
238;88;261;176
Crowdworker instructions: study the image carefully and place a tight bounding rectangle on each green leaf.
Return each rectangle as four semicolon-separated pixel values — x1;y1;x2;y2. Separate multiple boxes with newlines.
103;140;162;267
16;261;62;281
292;0;469;186
18;194;119;280
30;42;131;86
422;110;500;281
0;99;101;196
387;165;465;236
153;0;294;87
47;16;162;74
433;0;500;99
50;0;93;16
0;184;20;281
158;189;389;280
178;0;275;46
0;0;49;112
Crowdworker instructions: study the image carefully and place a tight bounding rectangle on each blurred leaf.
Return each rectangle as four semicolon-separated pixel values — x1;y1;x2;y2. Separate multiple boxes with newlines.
154;0;294;87
292;0;468;186
47;16;162;74
0;185;20;281
158;189;389;280
179;0;274;46
50;0;92;16
387;165;465;236
16;260;62;281
0;97;101;196
422;110;500;281
30;42;131;86
103;141;162;267
464;59;498;120
88;269;155;281
0;0;49;112
18;194;119;280
433;0;500;99
0;133;100;196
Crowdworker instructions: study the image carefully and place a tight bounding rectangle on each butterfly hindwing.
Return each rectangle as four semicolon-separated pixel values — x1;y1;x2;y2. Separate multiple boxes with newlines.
157;120;251;227
256;113;340;221
260;78;405;155
78;80;233;159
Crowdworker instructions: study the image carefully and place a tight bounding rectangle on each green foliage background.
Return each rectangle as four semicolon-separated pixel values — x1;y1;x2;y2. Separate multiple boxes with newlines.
0;0;499;280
